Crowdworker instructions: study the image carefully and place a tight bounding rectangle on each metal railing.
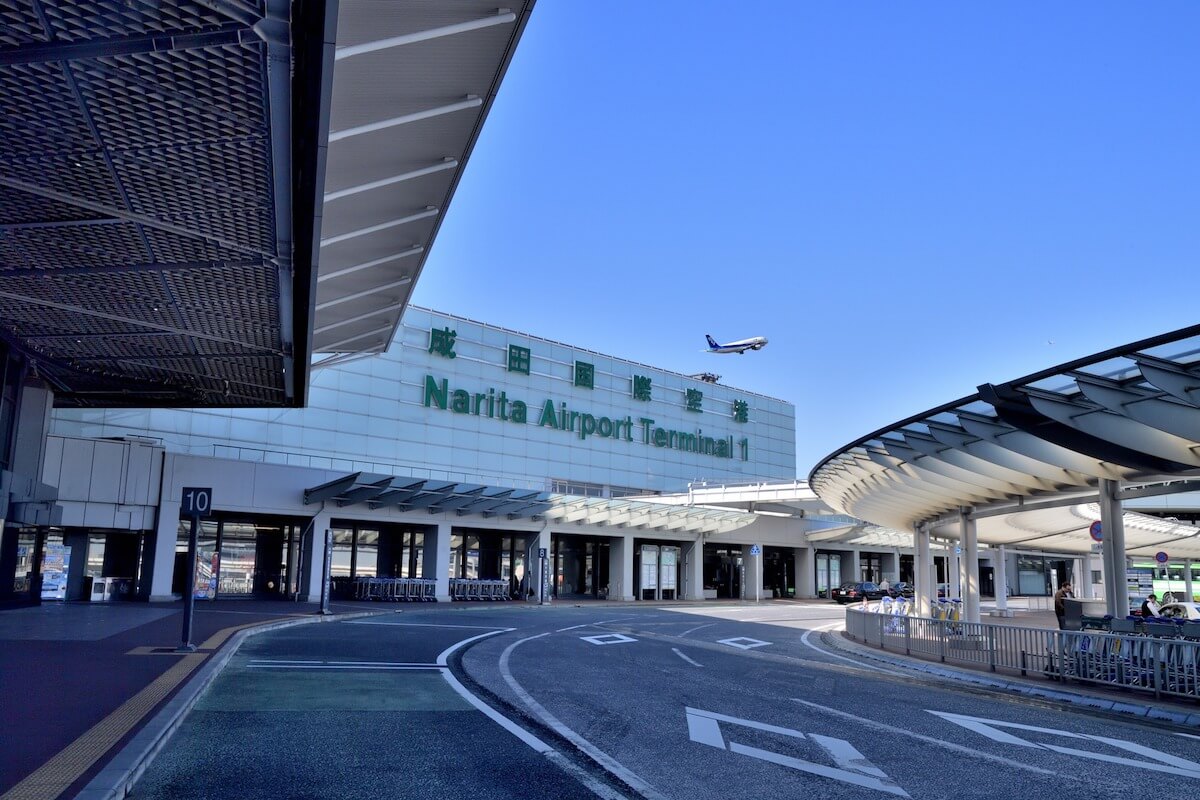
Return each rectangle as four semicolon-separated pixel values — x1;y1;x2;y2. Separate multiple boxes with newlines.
845;606;1200;702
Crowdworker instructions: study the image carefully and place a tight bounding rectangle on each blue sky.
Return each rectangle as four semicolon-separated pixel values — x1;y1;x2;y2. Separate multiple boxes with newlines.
412;1;1200;475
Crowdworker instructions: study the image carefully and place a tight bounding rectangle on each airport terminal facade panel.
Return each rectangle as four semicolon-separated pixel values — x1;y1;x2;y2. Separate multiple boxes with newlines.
52;307;797;496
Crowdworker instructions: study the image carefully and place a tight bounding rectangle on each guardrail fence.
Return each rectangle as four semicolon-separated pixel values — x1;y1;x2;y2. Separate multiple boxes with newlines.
845;606;1200;702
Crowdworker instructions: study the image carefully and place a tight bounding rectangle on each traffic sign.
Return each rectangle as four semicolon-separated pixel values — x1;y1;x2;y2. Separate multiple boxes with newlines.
749;544;761;556
1088;521;1102;542
181;487;213;517
954;546;962;556
1156;551;1170;564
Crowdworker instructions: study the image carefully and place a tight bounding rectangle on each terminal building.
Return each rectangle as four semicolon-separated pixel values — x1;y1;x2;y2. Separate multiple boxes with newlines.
33;307;816;605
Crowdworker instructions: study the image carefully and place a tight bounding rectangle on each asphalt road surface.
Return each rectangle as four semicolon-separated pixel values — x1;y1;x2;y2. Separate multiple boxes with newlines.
131;603;1200;800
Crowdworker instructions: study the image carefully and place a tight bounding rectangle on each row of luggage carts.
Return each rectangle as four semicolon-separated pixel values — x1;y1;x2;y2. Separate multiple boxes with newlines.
352;577;438;602
449;578;511;601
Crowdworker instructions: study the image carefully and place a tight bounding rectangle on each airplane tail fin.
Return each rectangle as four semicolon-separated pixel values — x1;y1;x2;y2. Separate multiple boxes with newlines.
705;334;719;349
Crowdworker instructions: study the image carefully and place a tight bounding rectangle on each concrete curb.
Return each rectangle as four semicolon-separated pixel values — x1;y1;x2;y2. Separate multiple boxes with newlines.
823;630;1200;729
73;609;393;800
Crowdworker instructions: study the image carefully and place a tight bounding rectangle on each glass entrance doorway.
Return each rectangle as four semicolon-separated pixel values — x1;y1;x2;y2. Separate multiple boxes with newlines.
552;534;610;599
815;552;842;598
703;545;743;600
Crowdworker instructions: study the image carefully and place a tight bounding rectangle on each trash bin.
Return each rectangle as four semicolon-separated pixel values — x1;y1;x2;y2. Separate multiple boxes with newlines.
90;578;110;603
1064;598;1107;630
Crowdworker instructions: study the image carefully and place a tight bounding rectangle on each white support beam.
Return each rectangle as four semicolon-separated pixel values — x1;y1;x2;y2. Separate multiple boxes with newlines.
335;10;516;61
328;96;481;142
317;246;422;283
311;303;405;335
314;324;394;353
321;208;438;247
315;277;414;311
323;158;457;203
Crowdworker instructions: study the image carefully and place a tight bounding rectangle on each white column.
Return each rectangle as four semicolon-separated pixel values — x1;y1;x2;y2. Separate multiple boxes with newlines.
915;524;933;618
1186;558;1195;603
608;534;634;601
682;536;705;600
794;547;815;598
850;548;861;583
423;521;453;602
299;506;332;602
148;496;181;601
892;547;903;584
1098;479;1126;617
742;544;764;602
1079;553;1093;599
948;544;961;600
961;510;980;624
995;545;1009;613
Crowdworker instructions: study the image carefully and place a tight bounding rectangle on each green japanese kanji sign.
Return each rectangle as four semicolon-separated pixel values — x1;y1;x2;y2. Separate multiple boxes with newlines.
732;399;748;423
686;388;703;412
574;360;594;389
632;374;652;401
507;344;531;375
429;326;457;359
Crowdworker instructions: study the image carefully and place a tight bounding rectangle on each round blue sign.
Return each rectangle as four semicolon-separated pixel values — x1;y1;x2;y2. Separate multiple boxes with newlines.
1155;551;1169;564
1089;521;1102;542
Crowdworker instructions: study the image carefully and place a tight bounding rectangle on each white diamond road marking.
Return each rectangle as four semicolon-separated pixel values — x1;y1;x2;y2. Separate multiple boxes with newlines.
580;633;637;646
930;710;1200;779
685;707;908;796
718;636;771;650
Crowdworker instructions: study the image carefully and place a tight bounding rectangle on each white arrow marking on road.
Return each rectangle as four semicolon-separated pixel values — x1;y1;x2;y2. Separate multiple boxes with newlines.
929;711;1200;779
685;707;908;796
717;636;771;650
580;633;637;646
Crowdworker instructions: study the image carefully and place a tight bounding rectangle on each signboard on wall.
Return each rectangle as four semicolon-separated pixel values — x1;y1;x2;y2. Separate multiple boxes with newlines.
660;547;678;591
641;545;659;590
41;544;70;601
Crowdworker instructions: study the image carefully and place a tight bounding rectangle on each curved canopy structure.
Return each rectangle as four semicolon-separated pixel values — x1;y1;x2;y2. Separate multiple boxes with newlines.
810;325;1200;545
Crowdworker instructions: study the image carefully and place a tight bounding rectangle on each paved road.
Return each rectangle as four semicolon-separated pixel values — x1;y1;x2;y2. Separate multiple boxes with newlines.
132;603;1200;800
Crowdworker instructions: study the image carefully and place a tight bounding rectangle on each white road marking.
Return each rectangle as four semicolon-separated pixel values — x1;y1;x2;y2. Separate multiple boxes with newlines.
671;648;704;667
685;707;908;797
678;622;717;637
798;623;903;675
930;710;1200;779
436;628;515;666
246;659;443;670
793;700;1063;778
1180;733;1200;741
718;636;771;650
581;633;637;646
500;634;669;800
346;621;509;629
557;623;594;632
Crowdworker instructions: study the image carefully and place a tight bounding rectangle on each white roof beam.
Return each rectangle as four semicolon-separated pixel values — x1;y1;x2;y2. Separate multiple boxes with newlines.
317;246;423;283
328;96;482;142
312;303;405;336
324;158;457;203
321;208;438;248
315;324;393;353
315;277;413;311
335;10;516;61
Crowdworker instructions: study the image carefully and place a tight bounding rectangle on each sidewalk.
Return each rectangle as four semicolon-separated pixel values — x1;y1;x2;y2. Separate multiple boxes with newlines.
827;621;1200;728
0;599;379;800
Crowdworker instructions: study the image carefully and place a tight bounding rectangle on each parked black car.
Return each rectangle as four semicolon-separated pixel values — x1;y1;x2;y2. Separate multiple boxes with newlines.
888;582;915;597
830;582;884;604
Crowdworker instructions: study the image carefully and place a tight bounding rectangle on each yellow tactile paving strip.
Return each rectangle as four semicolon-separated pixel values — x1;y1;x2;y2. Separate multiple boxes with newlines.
1;652;207;800
2;613;310;800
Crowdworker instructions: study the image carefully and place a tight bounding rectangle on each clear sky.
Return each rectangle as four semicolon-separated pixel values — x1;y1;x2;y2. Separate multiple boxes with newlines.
411;1;1200;476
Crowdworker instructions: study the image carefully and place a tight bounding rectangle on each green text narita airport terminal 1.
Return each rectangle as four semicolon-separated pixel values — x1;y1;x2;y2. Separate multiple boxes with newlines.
423;375;749;461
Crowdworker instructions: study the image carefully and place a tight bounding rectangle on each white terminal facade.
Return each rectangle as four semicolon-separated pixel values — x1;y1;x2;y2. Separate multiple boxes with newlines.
42;308;834;605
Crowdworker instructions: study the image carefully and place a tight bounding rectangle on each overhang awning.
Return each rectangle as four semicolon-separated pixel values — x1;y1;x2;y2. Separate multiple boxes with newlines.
810;325;1200;538
0;0;335;407
311;1;535;356
303;472;758;535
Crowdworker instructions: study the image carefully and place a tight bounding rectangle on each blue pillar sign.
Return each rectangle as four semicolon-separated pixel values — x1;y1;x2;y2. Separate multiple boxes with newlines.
179;487;213;652
1156;551;1169;564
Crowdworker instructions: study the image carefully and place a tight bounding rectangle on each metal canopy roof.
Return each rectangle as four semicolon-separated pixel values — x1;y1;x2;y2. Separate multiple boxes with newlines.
311;1;535;355
810;325;1200;535
303;472;758;535
0;0;334;407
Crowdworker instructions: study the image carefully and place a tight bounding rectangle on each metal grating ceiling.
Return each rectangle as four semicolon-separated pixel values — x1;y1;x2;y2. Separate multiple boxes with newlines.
0;0;332;408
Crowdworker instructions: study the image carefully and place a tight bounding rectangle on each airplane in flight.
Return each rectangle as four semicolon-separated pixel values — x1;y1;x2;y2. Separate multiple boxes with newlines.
705;334;768;354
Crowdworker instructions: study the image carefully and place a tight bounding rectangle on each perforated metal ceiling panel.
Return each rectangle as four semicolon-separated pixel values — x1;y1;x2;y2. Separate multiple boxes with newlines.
0;0;333;407
311;1;535;355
